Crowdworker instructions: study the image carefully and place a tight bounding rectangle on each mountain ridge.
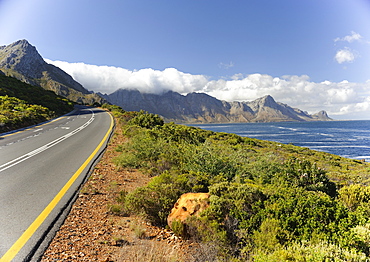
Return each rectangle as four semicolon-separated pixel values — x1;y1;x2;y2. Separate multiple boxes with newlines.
1;39;332;123
101;89;332;123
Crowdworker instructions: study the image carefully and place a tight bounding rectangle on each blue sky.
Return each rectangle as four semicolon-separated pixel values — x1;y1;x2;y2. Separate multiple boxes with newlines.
1;0;370;119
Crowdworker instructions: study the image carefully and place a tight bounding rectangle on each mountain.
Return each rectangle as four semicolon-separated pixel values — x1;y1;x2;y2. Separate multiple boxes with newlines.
102;89;332;123
0;40;104;105
0;40;331;123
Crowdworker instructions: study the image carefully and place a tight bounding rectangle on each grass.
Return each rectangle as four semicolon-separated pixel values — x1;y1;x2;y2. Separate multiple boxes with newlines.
130;221;147;239
119;241;183;262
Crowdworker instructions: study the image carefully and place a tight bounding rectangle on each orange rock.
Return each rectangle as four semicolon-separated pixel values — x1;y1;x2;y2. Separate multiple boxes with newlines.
167;192;210;229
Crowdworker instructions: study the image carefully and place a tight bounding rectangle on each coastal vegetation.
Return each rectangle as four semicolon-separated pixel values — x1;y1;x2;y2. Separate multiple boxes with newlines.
105;104;370;261
0;73;73;132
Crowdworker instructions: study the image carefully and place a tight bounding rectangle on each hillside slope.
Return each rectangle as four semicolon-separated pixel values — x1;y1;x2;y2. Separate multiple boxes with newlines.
0;40;104;105
0;73;74;132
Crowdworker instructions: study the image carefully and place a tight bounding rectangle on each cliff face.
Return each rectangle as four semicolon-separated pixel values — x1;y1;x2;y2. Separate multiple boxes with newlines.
0;40;104;104
0;39;45;80
103;90;332;123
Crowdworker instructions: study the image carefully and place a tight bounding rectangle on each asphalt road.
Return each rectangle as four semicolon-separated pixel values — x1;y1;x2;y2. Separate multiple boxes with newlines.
0;106;114;262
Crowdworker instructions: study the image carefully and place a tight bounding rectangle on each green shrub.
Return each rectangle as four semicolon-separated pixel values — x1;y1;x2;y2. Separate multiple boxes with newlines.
0;95;55;131
339;184;370;211
252;218;285;252
181;142;239;182
253;240;368;262
108;107;370;259
123;172;190;225
108;204;124;215
279;158;337;197
102;103;125;113
150;123;212;144
171;219;186;237
352;223;370;252
128;110;164;129
198;182;266;254
251;187;357;248
114;151;142;169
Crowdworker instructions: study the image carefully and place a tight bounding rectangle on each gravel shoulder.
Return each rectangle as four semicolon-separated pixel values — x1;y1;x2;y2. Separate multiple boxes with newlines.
41;123;193;262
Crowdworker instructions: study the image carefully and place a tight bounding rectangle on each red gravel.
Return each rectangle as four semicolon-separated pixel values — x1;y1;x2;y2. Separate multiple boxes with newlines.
41;124;192;262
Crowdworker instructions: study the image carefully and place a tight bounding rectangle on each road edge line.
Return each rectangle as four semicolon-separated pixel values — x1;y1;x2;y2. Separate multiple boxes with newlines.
0;111;114;262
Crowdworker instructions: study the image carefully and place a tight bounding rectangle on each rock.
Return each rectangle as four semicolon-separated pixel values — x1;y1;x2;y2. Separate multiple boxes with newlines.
167;193;210;230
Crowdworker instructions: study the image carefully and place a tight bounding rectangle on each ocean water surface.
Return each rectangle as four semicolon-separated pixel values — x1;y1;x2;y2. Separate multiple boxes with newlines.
191;120;370;162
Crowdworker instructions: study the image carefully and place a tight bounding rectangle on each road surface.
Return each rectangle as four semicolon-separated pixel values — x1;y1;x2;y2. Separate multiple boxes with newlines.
0;106;114;261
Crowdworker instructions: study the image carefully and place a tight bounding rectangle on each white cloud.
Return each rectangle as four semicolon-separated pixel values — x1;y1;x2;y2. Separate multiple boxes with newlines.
334;48;356;64
205;74;370;119
333;32;364;65
45;59;370;120
334;31;363;43
218;61;234;69
338;96;370;118
45;59;209;95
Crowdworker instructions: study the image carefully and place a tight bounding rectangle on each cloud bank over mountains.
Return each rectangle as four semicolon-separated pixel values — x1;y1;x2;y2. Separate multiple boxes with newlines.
45;59;370;120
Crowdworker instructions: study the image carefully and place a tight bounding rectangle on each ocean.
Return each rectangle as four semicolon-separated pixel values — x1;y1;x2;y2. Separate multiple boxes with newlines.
191;120;370;162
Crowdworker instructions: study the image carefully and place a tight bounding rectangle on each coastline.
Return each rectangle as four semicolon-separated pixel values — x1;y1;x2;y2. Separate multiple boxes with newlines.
189;120;370;162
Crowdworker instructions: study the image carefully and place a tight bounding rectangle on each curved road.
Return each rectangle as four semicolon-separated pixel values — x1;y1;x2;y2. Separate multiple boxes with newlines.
0;106;114;262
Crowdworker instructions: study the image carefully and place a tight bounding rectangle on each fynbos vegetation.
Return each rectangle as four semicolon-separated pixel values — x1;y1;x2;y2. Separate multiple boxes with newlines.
105;105;370;261
0;73;73;132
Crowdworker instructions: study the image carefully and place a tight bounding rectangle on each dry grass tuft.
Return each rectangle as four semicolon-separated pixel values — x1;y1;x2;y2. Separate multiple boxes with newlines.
119;241;184;262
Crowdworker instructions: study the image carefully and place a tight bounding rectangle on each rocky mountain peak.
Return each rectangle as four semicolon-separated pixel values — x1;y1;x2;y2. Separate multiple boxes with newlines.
9;39;33;49
248;94;278;112
0;39;45;79
104;89;332;123
259;95;276;106
312;110;331;120
0;39;105;104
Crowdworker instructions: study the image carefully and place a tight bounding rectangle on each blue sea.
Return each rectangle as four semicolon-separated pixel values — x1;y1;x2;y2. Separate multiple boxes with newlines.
191;121;370;162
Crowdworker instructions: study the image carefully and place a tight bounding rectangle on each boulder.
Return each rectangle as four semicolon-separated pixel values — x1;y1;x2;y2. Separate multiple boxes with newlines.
167;192;210;229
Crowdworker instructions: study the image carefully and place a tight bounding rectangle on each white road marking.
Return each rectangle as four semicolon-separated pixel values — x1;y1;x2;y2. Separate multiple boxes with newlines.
0;109;95;173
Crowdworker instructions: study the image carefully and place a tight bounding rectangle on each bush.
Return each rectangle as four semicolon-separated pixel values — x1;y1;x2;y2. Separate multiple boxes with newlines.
181;142;240;182
109;108;370;260
250;187;357;249
123;172;191;225
252;218;285;252
170;219;186;237
194;182;266;255
150;122;212;144
101;103;126;118
339;184;370;211
253;240;368;262
279;158;337;197
128;110;164;129
0;95;54;132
